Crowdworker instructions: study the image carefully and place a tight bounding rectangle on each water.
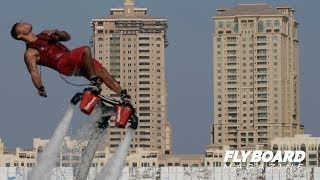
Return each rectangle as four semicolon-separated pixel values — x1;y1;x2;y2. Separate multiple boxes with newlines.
73;105;108;180
75;128;106;180
94;128;135;180
27;102;133;180
28;104;75;180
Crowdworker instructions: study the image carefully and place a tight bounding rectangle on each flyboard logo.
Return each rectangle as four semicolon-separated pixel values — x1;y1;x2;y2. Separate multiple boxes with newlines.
223;151;305;169
224;151;305;163
223;151;306;177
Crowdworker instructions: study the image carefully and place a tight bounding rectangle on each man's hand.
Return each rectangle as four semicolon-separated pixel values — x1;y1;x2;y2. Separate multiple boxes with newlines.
38;86;47;97
41;29;71;42
46;29;58;36
120;89;131;102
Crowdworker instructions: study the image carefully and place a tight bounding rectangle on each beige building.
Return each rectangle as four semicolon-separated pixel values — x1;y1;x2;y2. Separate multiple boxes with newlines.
0;138;204;168
90;0;171;155
212;4;304;150
272;134;320;167
0;138;37;168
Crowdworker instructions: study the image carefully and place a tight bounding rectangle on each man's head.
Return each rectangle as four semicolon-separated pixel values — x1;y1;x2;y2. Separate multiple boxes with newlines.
10;22;33;41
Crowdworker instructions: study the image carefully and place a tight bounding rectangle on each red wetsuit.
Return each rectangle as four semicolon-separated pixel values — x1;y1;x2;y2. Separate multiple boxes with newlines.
27;33;102;76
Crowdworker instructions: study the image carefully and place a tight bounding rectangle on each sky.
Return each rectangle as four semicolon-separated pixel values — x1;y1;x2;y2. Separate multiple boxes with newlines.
1;0;320;154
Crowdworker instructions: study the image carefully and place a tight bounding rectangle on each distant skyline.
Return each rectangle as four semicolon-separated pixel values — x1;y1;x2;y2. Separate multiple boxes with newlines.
1;0;320;154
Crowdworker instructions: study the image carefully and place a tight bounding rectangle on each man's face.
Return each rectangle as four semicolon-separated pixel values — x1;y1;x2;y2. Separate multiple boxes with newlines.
16;22;32;38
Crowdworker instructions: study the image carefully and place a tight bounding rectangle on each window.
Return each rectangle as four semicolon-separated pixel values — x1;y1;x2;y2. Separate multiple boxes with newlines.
139;62;149;66
139;107;150;111
139;81;150;84
241;20;247;29
274;20;280;27
234;22;239;33
139;43;149;47
139;50;149;53
249;21;254;28
266;20;271;27
139;37;150;40
218;22;223;28
258;21;264;33
226;21;231;28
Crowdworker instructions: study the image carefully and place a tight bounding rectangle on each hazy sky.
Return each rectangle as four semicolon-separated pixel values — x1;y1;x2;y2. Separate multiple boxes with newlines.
1;0;320;154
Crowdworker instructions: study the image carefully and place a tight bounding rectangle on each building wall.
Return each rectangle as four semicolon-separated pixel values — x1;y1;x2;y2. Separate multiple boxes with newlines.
91;0;171;154
272;134;320;167
0;138;203;169
1;166;320;179
212;4;304;150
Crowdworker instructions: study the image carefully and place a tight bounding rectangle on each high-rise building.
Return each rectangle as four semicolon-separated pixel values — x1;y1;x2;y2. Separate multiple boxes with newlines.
211;4;304;150
91;0;171;154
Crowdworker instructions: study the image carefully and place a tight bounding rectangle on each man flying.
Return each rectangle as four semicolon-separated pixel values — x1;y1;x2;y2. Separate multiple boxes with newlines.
10;22;130;100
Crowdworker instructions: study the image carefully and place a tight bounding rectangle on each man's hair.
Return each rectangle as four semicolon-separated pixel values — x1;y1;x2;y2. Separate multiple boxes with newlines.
10;23;20;40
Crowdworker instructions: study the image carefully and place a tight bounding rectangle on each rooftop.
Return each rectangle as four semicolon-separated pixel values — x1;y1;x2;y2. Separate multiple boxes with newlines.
216;4;283;17
92;15;166;21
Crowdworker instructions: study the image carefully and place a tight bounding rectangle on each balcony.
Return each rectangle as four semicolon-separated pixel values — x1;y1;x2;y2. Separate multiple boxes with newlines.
227;100;237;104
257;49;267;55
257;36;267;41
258;119;268;123
258;138;268;144
257;62;267;66
257;56;267;61
227;88;237;93
258;106;268;112
227;69;237;74
227;37;237;42
258;132;267;137
228;132;237;137
227;107;238;112
227;44;237;48
227;56;237;62
227;94;237;99
227;62;237;66
258;113;268;118
228;133;237;139
257;94;267;99
228;139;238;144
257;75;267;80
228;119;238;123
228;113;237;118
227;50;237;56
258;126;268;131
257;87;267;93
257;68;267;74
257;43;267;46
227;75;237;81
227;126;238;132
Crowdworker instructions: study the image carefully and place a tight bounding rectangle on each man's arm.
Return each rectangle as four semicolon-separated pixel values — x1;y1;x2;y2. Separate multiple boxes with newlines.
41;29;71;42
24;49;47;97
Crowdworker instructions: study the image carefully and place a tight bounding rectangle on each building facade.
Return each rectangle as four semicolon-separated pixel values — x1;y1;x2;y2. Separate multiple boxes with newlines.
272;134;320;167
90;0;171;154
211;4;304;150
0;138;203;169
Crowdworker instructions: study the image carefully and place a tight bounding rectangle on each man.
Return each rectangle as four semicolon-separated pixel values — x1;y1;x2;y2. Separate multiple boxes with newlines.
10;22;130;100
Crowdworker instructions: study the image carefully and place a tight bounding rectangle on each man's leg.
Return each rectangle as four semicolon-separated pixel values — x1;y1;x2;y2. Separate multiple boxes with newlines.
95;66;122;95
80;46;122;94
81;46;96;79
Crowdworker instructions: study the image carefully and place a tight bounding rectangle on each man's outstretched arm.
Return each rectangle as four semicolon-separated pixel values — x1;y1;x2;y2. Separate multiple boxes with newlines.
24;49;47;97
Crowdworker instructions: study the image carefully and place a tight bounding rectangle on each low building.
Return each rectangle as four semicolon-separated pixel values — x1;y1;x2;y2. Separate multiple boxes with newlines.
271;134;320;167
